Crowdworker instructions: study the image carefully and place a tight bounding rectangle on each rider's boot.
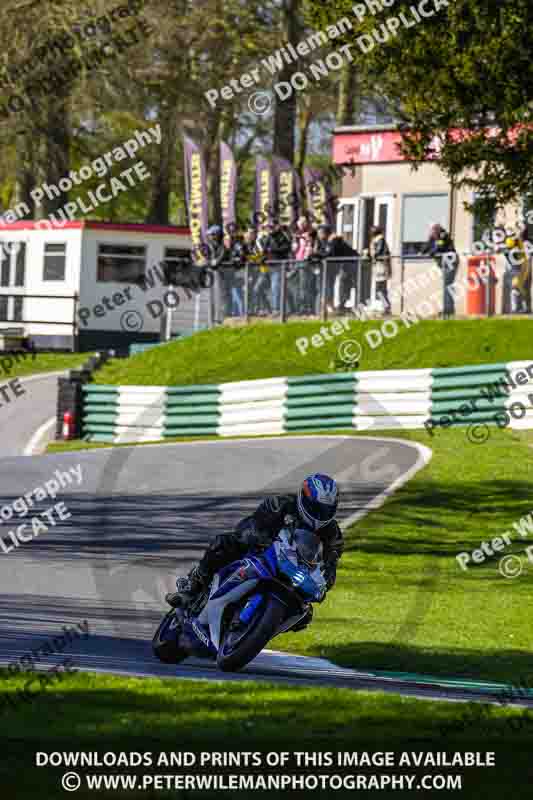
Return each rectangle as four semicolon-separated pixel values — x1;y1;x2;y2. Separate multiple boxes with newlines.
165;564;209;609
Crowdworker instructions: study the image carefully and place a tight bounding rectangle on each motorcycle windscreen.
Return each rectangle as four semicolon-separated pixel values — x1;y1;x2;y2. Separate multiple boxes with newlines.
292;528;323;568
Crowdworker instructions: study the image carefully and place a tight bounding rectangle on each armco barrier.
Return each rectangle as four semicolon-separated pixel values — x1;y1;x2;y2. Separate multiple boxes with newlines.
81;361;533;443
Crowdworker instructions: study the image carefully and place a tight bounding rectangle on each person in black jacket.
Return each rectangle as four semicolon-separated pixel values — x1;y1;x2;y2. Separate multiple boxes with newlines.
202;225;232;320
166;473;343;632
204;225;228;268
225;233;247;317
314;225;358;312
259;220;292;314
422;223;458;318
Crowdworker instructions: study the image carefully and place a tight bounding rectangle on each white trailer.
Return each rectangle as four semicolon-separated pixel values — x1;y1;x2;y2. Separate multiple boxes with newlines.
0;220;209;351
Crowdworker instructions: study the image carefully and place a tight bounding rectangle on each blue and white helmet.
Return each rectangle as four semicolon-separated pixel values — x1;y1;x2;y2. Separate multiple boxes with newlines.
297;474;338;532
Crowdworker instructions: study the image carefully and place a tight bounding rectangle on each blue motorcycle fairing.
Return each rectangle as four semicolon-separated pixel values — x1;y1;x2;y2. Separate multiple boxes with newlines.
239;593;264;624
181;618;217;658
182;534;324;656
277;550;325;602
262;544;278;575
210;556;272;601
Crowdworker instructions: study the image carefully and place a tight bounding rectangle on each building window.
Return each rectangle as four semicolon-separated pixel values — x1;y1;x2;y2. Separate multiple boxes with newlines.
14;243;26;287
0;242;25;286
97;244;146;283
43;243;67;281
402;194;449;257
0;254;9;287
0;296;23;322
338;203;355;247
163;247;191;283
472;196;496;246
13;296;23;322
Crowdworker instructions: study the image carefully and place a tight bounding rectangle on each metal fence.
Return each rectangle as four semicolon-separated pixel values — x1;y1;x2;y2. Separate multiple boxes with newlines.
211;258;369;324
0;292;79;348
208;252;523;325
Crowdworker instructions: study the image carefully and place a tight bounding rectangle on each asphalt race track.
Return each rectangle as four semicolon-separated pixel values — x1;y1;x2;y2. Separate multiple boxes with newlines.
0;431;529;707
0;372;63;457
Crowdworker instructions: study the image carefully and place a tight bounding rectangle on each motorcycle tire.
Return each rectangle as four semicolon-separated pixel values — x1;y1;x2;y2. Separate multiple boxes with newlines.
152;611;187;664
216;594;285;673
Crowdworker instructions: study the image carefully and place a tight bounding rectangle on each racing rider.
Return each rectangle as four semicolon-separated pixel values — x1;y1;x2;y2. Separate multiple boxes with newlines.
165;474;343;632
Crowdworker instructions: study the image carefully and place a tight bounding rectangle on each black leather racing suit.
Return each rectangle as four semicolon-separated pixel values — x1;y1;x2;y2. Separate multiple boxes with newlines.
196;494;344;591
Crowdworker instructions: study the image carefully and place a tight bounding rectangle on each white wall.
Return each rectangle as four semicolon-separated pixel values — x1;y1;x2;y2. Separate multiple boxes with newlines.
79;228;193;334
0;228;82;339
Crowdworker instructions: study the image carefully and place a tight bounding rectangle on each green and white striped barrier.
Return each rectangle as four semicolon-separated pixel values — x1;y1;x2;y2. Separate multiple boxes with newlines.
82;360;533;443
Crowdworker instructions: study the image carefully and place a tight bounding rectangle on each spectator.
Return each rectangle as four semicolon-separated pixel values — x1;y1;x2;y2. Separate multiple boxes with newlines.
206;225;231;320
260;219;292;314
243;226;260;257
369;225;392;315
311;225;330;315
249;225;271;316
241;227;261;315
314;224;359;313
227;232;246;317
504;229;531;314
422;223;458;318
520;226;532;313
292;216;316;314
205;225;227;269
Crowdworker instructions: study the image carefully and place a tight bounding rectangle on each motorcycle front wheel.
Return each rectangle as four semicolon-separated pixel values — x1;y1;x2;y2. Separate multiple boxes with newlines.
152;610;187;664
216;594;285;672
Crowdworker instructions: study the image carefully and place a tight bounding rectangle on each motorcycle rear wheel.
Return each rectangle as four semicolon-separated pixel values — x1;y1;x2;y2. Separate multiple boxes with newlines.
217;594;285;672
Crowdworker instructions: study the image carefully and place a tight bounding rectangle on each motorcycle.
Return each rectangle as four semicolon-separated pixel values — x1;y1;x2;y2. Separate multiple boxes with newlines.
152;526;327;672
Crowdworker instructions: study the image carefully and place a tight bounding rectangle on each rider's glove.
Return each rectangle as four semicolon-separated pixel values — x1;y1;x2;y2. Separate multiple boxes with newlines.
240;522;271;552
323;560;337;590
248;530;272;552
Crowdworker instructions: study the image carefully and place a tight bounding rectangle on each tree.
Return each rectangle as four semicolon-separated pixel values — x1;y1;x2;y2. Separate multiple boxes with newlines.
272;0;301;163
337;62;357;127
307;0;533;220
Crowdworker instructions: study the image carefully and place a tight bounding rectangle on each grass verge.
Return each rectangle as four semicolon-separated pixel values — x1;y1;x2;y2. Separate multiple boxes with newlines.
1;352;89;379
92;318;533;386
2;671;533;799
278;427;533;684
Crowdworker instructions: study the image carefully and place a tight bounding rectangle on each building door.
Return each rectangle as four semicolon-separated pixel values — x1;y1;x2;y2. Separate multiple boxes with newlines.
358;195;394;307
336;199;359;249
358;195;394;252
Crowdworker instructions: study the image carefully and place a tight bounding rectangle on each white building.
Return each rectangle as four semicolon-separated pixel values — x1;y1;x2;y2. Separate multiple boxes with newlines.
0;220;209;351
333;124;532;315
